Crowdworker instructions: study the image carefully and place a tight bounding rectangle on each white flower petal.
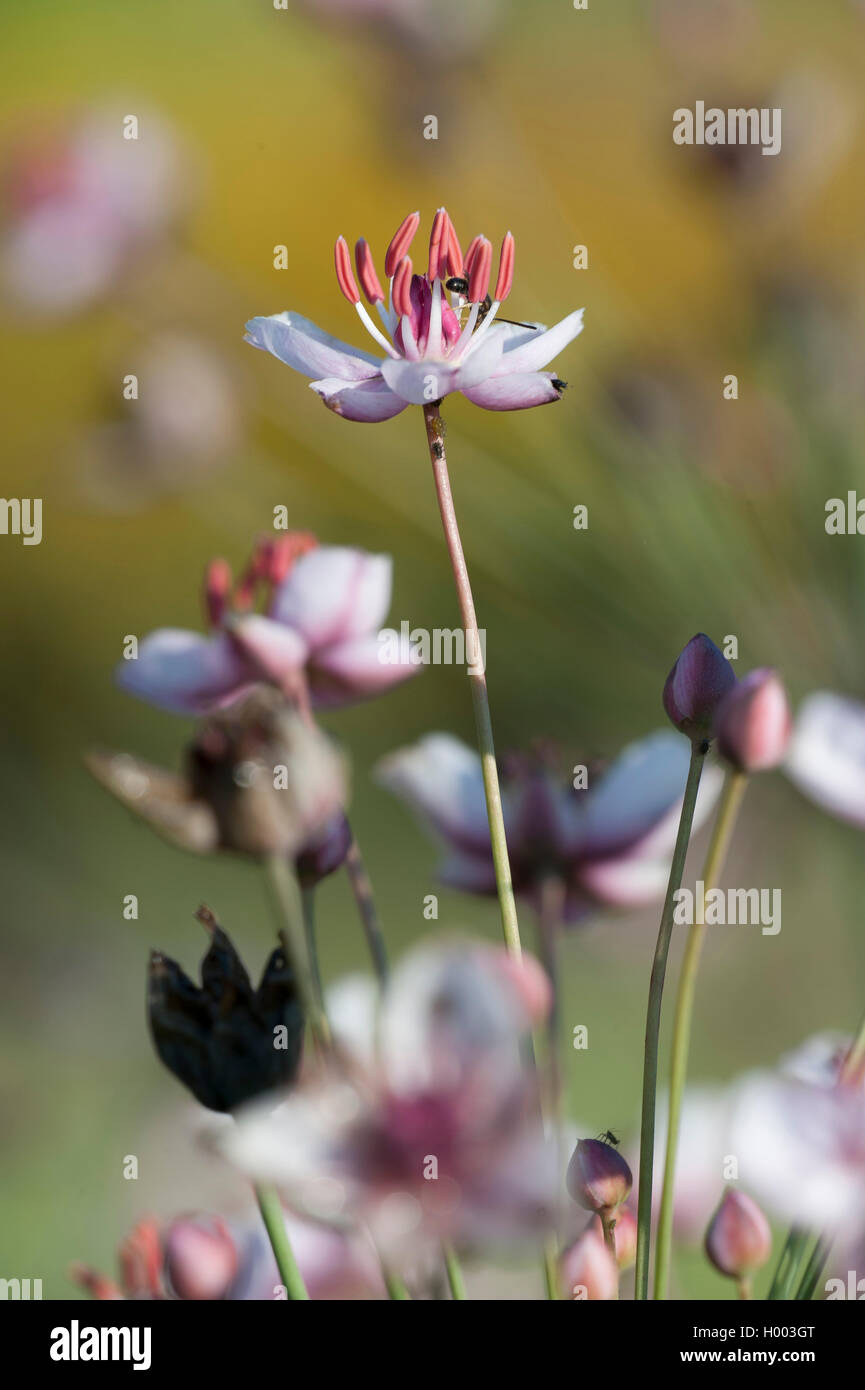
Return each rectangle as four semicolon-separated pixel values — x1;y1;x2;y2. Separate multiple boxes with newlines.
245;312;380;382
786;691;865;827
270;547;393;649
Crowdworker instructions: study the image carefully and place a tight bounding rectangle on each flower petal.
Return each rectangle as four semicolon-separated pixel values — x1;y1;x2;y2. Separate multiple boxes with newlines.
785;691;865;828
309;633;421;708
310;375;408;422
493;308;585;375
461;371;565;411
225;615;309;686
270;547;394;649
579;730;696;857
375;733;492;856
244;312;380;381
115;628;252;714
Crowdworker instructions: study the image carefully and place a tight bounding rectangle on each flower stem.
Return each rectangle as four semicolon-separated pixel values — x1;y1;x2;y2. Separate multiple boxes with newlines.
634;742;707;1300
344;828;390;985
422;403;522;959
794;1235;832;1301
653;768;748;1300
254;1182;309;1300
768;1226;811;1300
266;853;331;1052
384;1269;411;1300
442;1243;467;1300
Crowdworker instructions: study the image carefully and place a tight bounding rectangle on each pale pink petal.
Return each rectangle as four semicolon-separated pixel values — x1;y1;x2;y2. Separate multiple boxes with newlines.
492;308;585;375
461;371;565;410
225;615;309;686
114;628;252;714
311;375;408;422
785;691;865;828
270;547;393;649
375;734;492;855
579;853;671;907
308;633;420;708
580;730;694;857
244;312;380;381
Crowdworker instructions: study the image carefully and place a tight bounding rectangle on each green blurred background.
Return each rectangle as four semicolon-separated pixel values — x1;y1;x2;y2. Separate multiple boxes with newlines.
2;0;865;1298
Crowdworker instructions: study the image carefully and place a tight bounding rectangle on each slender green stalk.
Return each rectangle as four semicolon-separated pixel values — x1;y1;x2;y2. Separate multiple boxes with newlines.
266;853;331;1051
343;829;390;985
654;769;747;1299
442;1243;467;1300
384;1269;411;1300
422;403;522;959
601;1213;621;1300
736;1277;752;1300
634;743;707;1299
301;885;323;1006
254;1183;309;1300
795;1235;832;1301
768;1227;812;1300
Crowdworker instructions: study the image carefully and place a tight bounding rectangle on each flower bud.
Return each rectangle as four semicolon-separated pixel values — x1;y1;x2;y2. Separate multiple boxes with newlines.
296;812;352;889
715;668;791;773
567;1138;633;1214
590;1204;637;1269
704;1188;771;1280
163;1216;239;1300
663;634;737;744
559;1228;619;1300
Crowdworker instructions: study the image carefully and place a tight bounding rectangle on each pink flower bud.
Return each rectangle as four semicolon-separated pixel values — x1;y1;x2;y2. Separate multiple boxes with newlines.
590;1204;637;1269
715;668;792;773
163;1216;239;1300
663;633;737;744
704;1189;771;1280
567;1138;633;1214
559;1228;619;1300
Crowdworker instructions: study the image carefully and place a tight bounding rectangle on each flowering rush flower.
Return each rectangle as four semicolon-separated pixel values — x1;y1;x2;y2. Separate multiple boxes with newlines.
220;938;555;1258
245;208;584;421
785;690;865;828
375;730;722;922
72;1210;382;1301
115;534;416;715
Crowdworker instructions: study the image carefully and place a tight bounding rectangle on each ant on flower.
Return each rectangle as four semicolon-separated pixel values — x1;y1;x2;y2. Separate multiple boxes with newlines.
596;1129;621;1147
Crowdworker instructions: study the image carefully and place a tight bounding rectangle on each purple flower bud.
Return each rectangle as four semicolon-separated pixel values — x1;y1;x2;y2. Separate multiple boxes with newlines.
163;1216;239;1300
296;812;352;889
559;1228;619;1300
704;1188;772;1280
715;668;792;773
663;634;737;744
567;1138;633;1214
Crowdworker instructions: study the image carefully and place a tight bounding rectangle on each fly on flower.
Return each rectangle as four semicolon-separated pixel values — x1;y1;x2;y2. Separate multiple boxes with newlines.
245;208;584;420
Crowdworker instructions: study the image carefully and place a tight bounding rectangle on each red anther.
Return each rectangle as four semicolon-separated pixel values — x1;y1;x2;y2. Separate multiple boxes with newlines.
203;557;232;627
467;237;492;303
355;238;384;304
427;207;448;281
268;532;318;585
385;210;420;277
119;1219;164;1299
334;236;359;304
68;1264;124;1301
463;235;483;276
494;231;515;302
445;214;464;277
392;256;414;318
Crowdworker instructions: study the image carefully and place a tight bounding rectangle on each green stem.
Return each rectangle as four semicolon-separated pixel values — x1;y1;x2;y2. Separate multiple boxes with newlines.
266;853;331;1051
442;1243;467;1300
384;1269;411;1300
634;743;707;1300
768;1227;812;1300
343;829;390;985
422;403;522;959
795;1235;832;1301
601;1213;620;1300
654;768;748;1300
254;1183;309;1300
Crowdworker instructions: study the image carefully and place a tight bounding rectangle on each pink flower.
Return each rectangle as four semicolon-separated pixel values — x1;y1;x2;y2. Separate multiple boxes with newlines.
245;208;584;421
220;939;555;1258
715;667;792;773
558;1227;619;1301
786;691;865;828
3;107;184;316
375;730;722;924
704;1189;772;1281
115;535;418;715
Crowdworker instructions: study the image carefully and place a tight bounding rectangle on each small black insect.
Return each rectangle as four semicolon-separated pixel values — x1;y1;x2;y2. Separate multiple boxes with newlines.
444;275;537;332
597;1129;620;1147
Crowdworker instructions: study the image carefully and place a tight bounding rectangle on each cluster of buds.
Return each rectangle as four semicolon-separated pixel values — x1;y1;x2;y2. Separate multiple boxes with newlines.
664;634;792;771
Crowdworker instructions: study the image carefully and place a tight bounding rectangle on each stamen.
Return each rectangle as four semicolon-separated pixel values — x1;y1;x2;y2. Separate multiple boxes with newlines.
428;275;443;358
445;214;464;278
428;207;448;281
452;300;481;360
392;256;414;319
203;558;232;627
355;238;384;304
334;236;360;304
464;235;484;274
467;237;492;303
355;300;399;357
494;231;514;303
385;210;420;277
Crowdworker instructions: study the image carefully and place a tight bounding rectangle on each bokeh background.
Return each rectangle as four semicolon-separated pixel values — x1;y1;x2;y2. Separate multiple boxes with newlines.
2;0;865;1298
